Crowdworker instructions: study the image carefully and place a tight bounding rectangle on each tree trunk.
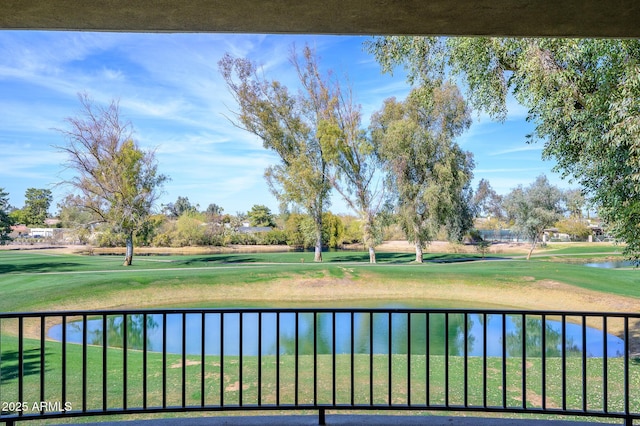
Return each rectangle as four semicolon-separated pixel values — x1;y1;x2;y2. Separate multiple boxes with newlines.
124;232;134;266
363;213;376;263
415;241;423;263
314;239;322;262
526;235;538;260
314;214;323;262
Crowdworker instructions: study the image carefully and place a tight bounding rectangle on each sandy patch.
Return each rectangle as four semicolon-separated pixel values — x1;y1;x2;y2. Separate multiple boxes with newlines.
169;359;201;368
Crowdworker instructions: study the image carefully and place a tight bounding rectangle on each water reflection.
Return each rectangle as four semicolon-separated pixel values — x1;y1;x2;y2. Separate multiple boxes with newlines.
66;314;159;349
49;312;624;358
584;261;635;269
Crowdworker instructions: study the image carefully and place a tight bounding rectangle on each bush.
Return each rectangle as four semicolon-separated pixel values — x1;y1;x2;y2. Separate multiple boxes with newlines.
259;229;288;245
96;229;126;247
475;240;491;258
555;217;592;241
228;232;258;245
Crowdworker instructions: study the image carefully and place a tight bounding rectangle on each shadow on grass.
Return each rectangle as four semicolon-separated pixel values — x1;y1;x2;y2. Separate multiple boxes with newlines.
0;262;84;274
329;252;415;263
427;254;505;263
183;255;263;265
178;252;507;265
0;348;48;383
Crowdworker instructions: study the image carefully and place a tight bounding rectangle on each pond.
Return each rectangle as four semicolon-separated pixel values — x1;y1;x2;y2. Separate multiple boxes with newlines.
584;260;636;269
49;310;624;358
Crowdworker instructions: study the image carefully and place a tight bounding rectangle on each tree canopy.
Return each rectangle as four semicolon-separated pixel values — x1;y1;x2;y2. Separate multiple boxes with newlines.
503;175;565;259
315;66;386;263
23;188;52;226
247;204;276;227
366;37;640;260
370;84;474;262
162;196;199;218
57;94;168;265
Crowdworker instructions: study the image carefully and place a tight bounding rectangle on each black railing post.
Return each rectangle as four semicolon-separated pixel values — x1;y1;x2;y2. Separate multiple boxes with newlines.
17;317;23;418
624;317;630;423
318;408;326;425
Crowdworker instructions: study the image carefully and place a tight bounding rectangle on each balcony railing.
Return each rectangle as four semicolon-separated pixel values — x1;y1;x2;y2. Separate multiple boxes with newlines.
1;308;639;425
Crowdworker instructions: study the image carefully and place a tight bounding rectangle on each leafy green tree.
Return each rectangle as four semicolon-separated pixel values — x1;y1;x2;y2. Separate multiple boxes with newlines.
370;84;474;262
162;196;199;218
503;175;565;259
57;94;168;266
23;188;52;226
0;188;13;244
366;36;640;260
284;212;345;249
284;213;310;248
8;209;28;227
173;211;206;247
322;212;346;249
219;45;332;262
247;204;276;227
341;214;363;244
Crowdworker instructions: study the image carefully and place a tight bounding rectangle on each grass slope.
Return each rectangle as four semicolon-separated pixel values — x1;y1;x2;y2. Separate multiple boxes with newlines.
0;249;637;313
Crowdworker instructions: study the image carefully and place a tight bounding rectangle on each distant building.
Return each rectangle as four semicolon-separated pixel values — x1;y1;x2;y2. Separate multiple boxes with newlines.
45;218;61;226
29;228;55;238
9;224;29;238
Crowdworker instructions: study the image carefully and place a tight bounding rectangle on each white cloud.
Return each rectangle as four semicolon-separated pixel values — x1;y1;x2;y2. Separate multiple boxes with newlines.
489;145;542;156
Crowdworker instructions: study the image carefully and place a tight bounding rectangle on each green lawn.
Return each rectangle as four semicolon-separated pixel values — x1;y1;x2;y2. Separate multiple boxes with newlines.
0;247;638;423
2;334;638;420
0;249;637;313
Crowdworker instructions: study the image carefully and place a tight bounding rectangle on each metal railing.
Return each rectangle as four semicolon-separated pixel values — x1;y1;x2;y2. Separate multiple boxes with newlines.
1;308;639;425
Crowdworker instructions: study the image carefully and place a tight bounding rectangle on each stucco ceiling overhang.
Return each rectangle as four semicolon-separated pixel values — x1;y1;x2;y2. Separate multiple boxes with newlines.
1;0;639;38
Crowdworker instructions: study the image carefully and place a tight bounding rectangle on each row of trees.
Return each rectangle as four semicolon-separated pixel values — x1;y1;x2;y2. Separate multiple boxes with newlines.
219;45;474;263
91;210;360;250
0;187;55;245
0;172;595;262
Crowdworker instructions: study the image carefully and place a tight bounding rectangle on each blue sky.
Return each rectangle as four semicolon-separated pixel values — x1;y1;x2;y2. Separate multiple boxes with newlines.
0;31;574;216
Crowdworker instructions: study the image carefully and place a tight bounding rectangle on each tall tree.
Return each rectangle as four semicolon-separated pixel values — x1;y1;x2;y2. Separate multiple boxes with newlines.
56;94;168;266
370;84;474;262
503;175;565;260
219;45;332;262
23;188;52;226
366;37;640;260
473;179;504;219
317;74;386;263
0;188;13;244
563;188;586;219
